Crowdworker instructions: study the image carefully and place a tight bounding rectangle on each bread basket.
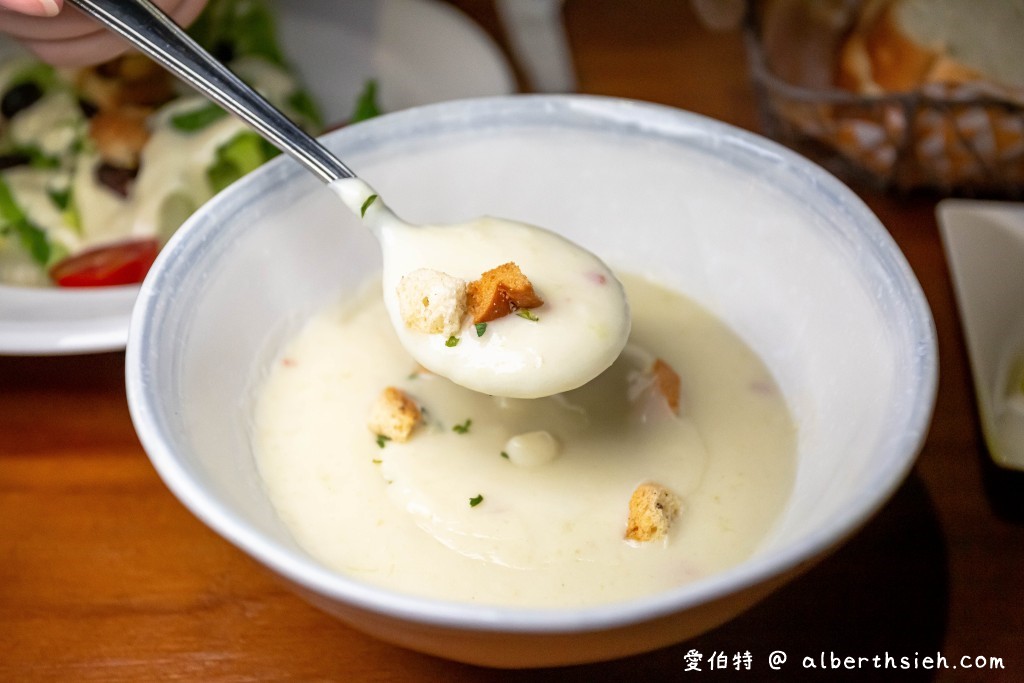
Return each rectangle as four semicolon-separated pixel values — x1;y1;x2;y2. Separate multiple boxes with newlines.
744;0;1024;198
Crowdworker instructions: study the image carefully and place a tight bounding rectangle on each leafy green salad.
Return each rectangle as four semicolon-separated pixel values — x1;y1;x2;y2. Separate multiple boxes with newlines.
0;0;376;288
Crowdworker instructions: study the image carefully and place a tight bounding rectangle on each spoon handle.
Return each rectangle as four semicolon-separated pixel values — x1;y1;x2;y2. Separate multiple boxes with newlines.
66;0;355;183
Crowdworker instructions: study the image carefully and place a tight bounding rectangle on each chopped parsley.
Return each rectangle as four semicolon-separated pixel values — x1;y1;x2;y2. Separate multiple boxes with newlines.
500;451;509;459
475;322;487;337
371;458;382;464
360;194;378;217
452;419;472;434
516;309;540;322
375;434;391;448
445;335;460;347
469;494;484;507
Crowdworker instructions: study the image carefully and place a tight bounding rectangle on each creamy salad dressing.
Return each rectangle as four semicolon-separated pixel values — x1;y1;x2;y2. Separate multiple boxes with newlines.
2;99;257;277
254;273;796;607
6;86;81;157
332;177;632;398
78;99;259;245
0;4;318;287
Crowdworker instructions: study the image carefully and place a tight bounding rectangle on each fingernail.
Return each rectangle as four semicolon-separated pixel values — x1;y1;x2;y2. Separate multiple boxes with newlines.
38;0;61;16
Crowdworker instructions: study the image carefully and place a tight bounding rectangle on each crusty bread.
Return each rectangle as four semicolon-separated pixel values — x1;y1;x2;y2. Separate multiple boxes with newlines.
367;387;421;442
89;107;150;169
625;482;681;543
837;0;1024;94
466;262;544;323
75;53;176;111
395;268;468;336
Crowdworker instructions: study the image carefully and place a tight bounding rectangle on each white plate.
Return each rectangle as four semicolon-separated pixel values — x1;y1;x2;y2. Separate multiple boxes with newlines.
939;199;1024;470
0;0;514;356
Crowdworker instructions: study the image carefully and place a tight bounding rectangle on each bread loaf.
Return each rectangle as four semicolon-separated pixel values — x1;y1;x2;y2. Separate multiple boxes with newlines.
837;0;1024;95
755;0;1023;192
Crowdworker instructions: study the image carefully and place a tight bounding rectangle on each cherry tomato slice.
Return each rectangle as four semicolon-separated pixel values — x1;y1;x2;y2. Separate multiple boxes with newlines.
49;238;160;287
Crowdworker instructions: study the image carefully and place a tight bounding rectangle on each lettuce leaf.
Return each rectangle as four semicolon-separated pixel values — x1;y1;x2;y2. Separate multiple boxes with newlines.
0;176;54;266
206;131;279;193
188;0;286;66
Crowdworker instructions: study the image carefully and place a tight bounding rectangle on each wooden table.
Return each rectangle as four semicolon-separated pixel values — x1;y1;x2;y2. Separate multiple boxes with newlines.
3;1;1022;679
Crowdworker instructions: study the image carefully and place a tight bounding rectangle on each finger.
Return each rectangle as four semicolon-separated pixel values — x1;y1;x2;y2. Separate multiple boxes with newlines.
0;0;199;41
0;7;107;40
4;0;208;66
167;0;208;31
16;33;133;67
0;0;61;17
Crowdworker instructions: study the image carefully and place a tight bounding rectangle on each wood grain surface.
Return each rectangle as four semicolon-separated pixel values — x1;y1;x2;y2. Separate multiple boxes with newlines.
2;1;1022;680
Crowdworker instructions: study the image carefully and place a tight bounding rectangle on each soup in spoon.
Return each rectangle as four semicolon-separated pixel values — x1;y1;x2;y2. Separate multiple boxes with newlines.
333;177;631;399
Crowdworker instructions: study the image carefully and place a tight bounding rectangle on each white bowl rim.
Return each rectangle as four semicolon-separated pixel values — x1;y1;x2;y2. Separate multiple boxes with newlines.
126;93;938;634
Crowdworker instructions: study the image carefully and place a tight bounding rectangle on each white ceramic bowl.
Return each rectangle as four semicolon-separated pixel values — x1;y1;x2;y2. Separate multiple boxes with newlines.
126;95;937;668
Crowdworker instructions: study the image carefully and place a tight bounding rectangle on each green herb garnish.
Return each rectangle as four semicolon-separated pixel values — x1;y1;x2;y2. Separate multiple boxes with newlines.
516;309;540;322
500;451;509;460
375;434;391;448
445;335;460;347
372;458;382;464
452;419;472;434
475;322;487;337
360;194;378;217
469;494;484;507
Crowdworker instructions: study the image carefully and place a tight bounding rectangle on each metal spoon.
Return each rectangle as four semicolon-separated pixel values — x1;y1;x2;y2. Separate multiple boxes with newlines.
65;0;354;184
67;0;632;398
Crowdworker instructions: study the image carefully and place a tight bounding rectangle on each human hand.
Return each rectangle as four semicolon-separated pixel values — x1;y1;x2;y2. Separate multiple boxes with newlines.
0;0;208;66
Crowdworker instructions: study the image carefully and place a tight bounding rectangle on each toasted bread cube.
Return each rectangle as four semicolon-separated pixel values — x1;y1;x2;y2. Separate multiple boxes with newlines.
625;482;681;542
466;262;544;323
89;107;150;169
395;268;468;336
367;387;421;442
651;358;682;415
77;55;175;111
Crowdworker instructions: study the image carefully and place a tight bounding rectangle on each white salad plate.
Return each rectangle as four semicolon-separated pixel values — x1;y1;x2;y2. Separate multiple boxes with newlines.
0;0;514;356
939;199;1024;471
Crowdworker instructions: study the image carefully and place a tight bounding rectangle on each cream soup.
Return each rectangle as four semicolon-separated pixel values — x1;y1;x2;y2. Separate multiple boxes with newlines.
332;178;632;399
253;273;796;607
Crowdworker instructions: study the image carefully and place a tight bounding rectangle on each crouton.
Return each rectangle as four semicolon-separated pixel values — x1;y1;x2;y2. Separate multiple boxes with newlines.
89;107;150;169
625;482;681;542
466;262;544;323
367;387;421;442
651;358;681;415
77;54;176;111
395;268;468;336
